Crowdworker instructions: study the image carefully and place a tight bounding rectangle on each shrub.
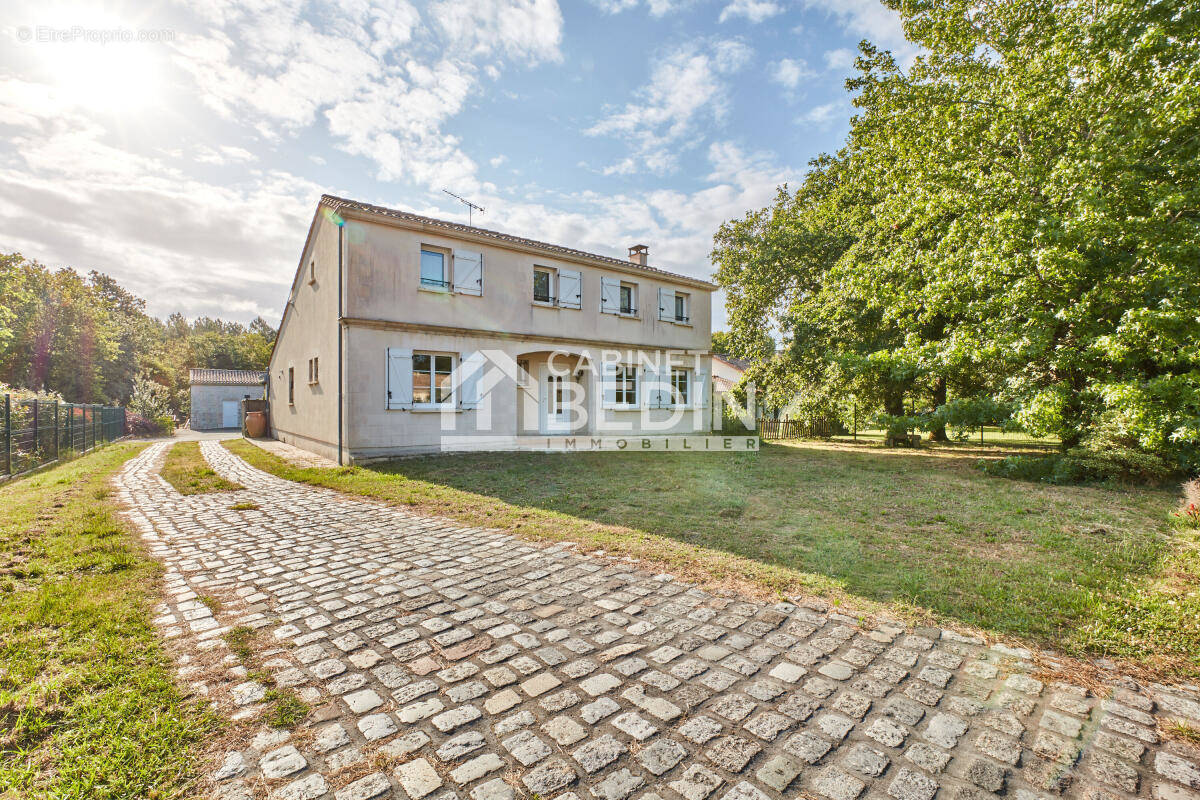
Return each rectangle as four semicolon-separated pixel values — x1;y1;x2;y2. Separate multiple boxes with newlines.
983;443;1177;486
124;412;161;437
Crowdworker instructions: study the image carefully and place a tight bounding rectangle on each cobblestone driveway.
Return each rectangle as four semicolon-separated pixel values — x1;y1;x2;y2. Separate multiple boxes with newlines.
117;442;1200;800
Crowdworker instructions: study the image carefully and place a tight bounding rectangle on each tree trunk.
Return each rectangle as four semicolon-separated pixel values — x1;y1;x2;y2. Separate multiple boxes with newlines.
928;377;948;441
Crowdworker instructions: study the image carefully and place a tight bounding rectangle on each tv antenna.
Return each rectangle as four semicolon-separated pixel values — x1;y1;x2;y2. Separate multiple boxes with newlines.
443;189;485;226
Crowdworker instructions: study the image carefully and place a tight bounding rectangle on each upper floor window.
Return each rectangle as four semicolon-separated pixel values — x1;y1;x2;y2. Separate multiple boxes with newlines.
420;248;449;289
674;293;689;323
307;357;319;385
413;352;454;404
620;283;636;315
533;268;554;303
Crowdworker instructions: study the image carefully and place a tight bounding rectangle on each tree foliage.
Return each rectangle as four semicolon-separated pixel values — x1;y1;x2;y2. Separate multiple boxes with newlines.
713;0;1200;470
0;253;275;416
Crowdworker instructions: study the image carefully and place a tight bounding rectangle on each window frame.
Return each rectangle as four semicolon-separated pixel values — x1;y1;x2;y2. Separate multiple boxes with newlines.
419;246;451;291
287;366;295;405
674;292;689;323
412;351;456;407
307;356;319;385
614;365;637;406
670;367;690;406
619;283;637;316
533;266;556;305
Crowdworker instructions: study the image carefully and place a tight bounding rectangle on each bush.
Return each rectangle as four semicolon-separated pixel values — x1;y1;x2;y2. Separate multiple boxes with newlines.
982;443;1177;486
125;412;173;437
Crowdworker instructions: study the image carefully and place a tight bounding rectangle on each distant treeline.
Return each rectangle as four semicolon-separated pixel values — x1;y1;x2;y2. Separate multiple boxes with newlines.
0;252;275;418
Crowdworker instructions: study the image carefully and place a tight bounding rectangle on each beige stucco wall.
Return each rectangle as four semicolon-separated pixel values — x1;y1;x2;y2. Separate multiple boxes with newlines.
269;205;716;460
342;215;712;351
345;326;713;459
267;211;342;455
189;384;263;430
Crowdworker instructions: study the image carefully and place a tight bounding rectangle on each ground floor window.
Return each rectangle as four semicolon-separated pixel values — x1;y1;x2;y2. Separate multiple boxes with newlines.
671;368;689;405
413;353;453;403
615;365;637;405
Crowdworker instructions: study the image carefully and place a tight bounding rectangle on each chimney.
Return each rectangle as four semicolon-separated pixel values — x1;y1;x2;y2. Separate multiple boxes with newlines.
628;244;649;266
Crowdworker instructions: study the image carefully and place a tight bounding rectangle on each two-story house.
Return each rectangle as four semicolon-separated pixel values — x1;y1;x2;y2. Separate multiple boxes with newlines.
267;195;716;462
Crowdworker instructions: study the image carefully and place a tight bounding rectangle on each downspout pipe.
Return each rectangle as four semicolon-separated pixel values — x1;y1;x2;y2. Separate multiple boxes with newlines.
337;221;345;466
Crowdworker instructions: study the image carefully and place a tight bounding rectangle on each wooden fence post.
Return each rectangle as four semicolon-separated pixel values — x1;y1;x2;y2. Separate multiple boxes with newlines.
3;394;9;475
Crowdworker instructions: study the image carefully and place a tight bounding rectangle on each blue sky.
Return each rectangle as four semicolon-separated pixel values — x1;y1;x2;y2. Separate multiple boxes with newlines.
0;0;915;330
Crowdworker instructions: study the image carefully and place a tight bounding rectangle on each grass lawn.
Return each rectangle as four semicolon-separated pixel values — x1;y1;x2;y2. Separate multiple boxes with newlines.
161;441;242;494
0;443;218;798
228;437;1199;675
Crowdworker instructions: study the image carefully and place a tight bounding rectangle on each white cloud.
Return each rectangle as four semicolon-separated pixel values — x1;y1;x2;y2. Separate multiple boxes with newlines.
796;100;849;128
718;0;783;24
195;145;257;165
489;155;508;167
587;0;696;15
428;0;563;65
824;47;857;70
770;58;815;90
585;39;752;175
801;0;919;63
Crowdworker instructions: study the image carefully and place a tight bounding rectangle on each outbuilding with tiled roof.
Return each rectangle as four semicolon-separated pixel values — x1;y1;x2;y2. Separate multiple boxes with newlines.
188;369;266;430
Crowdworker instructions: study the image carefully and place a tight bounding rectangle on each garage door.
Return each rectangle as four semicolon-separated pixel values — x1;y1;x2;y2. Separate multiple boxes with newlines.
221;400;239;428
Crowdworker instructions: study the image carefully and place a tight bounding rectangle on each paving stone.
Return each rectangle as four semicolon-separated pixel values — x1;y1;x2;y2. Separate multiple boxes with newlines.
705;735;761;772
636;738;688;775
757;753;803;791
812;766;866;800
925;713;969;749
680;714;726;744
592;768;644;800
259;745;307;779
719;782;772;800
503;730;553;766
438;731;485;761
358;712;398;741
522;758;577;794
904;742;951;774
396;758;443;799
276;773;329;800
866;717;909;748
844;743;890;777
450;752;504;784
784;730;833;764
669;764;725;800
975;730;1022;765
966;757;1007;792
470;778;515;800
1089;752;1140;793
612;711;658;740
1156;753;1200;788
335;772;391;800
543;715;588;746
573;734;626;774
887;767;939;800
432;705;481;732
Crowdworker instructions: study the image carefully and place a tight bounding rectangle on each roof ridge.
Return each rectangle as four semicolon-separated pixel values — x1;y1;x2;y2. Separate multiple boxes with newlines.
320;194;717;289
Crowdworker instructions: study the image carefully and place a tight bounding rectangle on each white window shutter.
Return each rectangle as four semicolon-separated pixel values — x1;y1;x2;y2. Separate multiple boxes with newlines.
387;347;413;409
641;364;661;409
457;350;486;409
693;370;709;409
453;249;483;295
558;269;582;309
601;276;620;314
601;361;618;408
658;288;673;320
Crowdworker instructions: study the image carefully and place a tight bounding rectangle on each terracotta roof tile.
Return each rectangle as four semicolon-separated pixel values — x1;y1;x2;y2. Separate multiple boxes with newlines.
189;369;266;386
321;194;717;289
